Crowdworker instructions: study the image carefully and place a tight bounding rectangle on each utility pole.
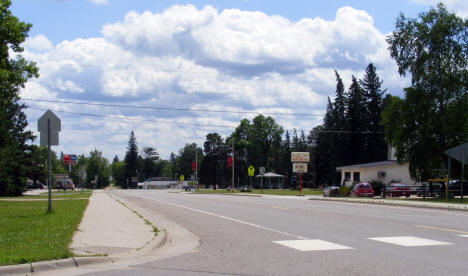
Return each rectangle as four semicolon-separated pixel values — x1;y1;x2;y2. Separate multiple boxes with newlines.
195;146;198;190
232;139;235;192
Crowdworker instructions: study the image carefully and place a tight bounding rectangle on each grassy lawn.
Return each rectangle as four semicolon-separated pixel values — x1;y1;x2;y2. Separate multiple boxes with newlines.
0;198;89;265
193;188;322;196
2;191;92;200
404;197;468;204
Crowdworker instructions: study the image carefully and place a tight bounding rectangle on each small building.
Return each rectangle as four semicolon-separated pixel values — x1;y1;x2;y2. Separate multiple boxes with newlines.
255;172;285;189
336;147;415;186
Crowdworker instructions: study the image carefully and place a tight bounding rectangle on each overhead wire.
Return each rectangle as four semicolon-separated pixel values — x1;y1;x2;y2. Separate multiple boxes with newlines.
27;106;383;134
23;98;324;117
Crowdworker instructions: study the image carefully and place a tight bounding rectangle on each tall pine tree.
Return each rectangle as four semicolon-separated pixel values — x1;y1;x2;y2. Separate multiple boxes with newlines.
0;0;39;196
360;63;387;162
124;131;138;188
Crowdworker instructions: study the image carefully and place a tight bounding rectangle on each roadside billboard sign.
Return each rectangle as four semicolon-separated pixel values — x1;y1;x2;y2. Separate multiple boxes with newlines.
291;152;310;163
63;154;77;165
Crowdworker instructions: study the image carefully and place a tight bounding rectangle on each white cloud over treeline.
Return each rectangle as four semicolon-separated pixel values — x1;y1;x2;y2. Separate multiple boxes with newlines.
22;5;407;160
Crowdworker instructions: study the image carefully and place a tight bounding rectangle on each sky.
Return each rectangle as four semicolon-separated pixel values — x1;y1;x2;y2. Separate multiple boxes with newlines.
10;0;468;161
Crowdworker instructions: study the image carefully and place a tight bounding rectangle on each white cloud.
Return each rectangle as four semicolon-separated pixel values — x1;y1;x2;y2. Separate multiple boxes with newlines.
24;35;53;52
21;5;408;160
87;0;109;6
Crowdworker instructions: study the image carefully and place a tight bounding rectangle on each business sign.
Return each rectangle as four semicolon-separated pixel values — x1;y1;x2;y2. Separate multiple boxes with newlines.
63;154;77;165
293;163;308;173
291;152;310;163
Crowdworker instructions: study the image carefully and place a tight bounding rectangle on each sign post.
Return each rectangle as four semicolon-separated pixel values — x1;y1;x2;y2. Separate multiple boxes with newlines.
248;165;255;192
291;152;309;196
38;110;61;212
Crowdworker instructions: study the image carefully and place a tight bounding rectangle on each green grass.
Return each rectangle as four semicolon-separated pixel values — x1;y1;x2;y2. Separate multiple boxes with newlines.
0;199;89;265
193;188;322;196
2;192;92;200
403;197;468;204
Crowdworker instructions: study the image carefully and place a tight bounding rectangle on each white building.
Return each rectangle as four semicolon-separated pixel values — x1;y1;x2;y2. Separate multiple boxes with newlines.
336;147;415;186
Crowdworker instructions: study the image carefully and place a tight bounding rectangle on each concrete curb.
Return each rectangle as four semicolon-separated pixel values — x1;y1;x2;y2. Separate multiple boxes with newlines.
309;197;468;211
0;256;114;275
222;193;262;197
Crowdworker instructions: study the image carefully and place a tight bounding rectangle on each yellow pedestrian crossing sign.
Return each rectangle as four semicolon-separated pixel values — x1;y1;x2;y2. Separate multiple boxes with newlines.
248;165;255;177
180;174;185;181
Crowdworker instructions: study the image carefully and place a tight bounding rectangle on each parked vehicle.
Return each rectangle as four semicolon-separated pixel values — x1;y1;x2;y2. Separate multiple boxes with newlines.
59;179;75;190
323;186;339;197
27;180;45;189
385;183;410;197
446;180;468;197
416;182;441;197
350;183;374;197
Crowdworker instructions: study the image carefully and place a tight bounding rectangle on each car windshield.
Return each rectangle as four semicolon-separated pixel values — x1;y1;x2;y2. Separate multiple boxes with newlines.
360;184;370;188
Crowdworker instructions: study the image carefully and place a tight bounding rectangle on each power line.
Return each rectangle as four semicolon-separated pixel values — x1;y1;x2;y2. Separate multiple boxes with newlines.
28;106;383;134
28;107;235;129
23;98;324;117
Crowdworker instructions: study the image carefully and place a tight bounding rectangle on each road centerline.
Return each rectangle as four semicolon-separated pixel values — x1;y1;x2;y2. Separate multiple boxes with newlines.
415;224;468;234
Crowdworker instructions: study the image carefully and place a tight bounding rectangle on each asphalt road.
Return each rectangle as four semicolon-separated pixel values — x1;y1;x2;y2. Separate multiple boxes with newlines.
87;190;468;276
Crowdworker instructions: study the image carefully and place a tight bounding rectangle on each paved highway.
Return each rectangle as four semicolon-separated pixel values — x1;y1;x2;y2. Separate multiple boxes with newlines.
88;190;468;275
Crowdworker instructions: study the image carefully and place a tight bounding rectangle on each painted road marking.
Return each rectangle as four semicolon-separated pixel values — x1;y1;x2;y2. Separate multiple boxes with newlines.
416;225;468;234
272;206;289;210
144;197;309;240
273;240;353;251
368;236;451;247
458;235;468;238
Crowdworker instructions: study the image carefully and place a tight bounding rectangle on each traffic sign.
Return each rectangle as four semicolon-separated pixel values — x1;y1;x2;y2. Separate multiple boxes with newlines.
248;165;255;177
259;167;265;175
180;174;185;181
38;110;61;146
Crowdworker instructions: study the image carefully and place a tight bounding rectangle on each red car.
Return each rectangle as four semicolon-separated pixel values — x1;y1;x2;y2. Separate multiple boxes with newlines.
386;183;411;197
350;183;374;197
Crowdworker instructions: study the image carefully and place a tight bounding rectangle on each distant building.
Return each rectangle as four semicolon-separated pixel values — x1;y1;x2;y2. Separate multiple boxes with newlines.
336;146;414;186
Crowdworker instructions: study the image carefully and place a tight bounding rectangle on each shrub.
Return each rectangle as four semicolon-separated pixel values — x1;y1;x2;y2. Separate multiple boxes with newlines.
370;181;383;196
338;185;353;197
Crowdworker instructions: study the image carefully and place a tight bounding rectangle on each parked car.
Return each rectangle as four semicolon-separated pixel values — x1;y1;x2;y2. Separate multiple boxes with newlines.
385;183;410;197
416;182;441;197
27;180;45;189
59;179;75;190
350;183;374;197
323;186;339;197
446;180;468;197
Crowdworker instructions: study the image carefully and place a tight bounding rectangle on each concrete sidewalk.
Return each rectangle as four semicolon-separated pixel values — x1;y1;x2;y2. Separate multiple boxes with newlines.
70;190;155;256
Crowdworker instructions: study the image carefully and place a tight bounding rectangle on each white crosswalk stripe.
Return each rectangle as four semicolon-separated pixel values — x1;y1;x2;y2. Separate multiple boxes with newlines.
368;236;452;247
273;239;353;251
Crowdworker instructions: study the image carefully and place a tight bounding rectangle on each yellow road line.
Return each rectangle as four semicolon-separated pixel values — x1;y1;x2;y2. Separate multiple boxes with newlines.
416;224;468;234
272;206;289;210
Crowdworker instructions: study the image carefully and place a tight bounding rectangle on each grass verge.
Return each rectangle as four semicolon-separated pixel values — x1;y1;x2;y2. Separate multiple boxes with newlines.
0;199;89;265
193;188;322;196
2;192;92;200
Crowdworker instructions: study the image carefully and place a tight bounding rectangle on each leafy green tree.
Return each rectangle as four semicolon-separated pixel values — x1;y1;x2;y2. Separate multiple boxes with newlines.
26;145;47;186
174;143;202;181
201;133;226;188
124;131;138;188
85;149;109;189
140;146;159;180
385;3;468;180
111;160;126;188
0;0;39;196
